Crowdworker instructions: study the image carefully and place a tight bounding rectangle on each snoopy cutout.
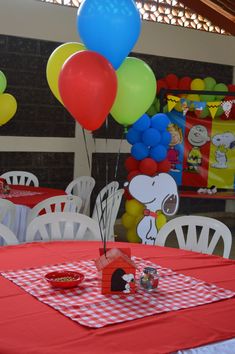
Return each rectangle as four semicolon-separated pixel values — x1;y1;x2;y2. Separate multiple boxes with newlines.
127;173;179;245
211;132;235;169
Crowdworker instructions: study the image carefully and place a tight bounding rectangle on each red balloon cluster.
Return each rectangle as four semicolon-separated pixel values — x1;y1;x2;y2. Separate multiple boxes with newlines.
59;51;117;131
157;73;192;95
124;155;170;181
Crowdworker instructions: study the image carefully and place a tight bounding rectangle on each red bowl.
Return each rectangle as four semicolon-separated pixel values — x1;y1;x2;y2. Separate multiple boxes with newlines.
45;270;84;289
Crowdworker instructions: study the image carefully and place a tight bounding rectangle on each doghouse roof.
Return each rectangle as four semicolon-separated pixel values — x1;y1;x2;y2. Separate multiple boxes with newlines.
95;248;136;271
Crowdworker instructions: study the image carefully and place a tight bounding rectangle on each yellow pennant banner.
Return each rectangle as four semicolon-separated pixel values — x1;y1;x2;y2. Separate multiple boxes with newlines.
207;101;221;119
167;95;180;112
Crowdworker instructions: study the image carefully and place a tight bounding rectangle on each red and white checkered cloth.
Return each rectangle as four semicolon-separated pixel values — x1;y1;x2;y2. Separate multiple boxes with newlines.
0;189;43;199
1;257;234;328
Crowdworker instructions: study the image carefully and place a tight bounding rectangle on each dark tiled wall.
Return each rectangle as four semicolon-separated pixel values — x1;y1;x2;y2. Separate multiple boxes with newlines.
0;35;75;137
0;152;74;190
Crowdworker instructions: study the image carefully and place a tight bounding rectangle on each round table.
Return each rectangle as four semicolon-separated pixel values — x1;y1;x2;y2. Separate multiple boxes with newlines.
1;185;66;243
0;241;234;354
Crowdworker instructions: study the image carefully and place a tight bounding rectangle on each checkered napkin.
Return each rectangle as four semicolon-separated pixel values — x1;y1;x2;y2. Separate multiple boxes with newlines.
1;257;234;328
0;189;43;199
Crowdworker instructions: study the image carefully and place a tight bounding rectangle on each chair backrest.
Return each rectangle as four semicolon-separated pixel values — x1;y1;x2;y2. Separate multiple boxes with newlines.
65;176;95;215
92;189;124;241
27;195;83;225
0;199;16;230
156;215;232;258
93;181;119;214
0;223;18;246
1;171;39;187
26;212;101;242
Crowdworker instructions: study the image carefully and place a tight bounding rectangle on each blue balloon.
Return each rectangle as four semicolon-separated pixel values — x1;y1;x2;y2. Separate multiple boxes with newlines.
149;145;167;162
133;113;151;132
126;128;142;145
160;131;172;146
77;0;141;70
142;128;161;147
151;113;170;132
131;143;149;160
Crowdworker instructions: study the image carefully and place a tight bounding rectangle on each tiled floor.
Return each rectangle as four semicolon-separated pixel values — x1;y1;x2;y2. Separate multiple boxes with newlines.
114;212;235;260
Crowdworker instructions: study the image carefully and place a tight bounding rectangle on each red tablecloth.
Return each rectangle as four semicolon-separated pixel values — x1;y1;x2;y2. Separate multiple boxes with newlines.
0;241;234;354
4;185;66;208
179;190;235;200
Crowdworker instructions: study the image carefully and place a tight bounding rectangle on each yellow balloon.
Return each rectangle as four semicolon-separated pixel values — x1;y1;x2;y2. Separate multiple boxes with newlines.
0;93;17;126
46;42;86;104
121;212;136;229
126;227;141;243
125;199;144;217
135;214;144;226
190;78;205;91
156;212;167;230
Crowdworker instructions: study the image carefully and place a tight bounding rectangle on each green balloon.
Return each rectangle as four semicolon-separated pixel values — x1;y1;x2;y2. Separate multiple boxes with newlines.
0;71;7;94
110;57;156;126
204;77;216;90
214;105;224;117
147;104;157;117
199;106;210;118
200;94;215;102
214;83;228;100
155;98;160;113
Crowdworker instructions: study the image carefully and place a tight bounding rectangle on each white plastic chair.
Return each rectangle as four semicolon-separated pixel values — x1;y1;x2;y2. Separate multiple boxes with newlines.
92;189;124;241
156;215;232;258
0;223;18;246
1;171;39;187
27;195;83;225
0;199;16;230
26;212;102;242
65;176;95;215
92;181;119;215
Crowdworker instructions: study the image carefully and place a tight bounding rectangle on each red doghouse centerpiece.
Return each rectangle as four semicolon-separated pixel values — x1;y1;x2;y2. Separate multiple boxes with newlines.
95;248;136;295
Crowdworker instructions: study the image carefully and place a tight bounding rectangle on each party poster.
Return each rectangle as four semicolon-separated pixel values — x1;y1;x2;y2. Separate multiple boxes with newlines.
208;119;235;189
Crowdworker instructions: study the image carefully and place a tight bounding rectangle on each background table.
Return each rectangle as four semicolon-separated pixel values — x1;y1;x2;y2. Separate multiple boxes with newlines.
2;185;66;243
0;241;234;354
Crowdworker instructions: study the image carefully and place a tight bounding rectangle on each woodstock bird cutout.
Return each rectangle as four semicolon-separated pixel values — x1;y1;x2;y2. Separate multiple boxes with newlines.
127;173;179;245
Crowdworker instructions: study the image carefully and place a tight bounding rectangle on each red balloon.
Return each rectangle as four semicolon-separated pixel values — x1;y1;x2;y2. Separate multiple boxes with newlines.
127;170;140;181
139;158;158;176
165;74;179;89
157;79;168;94
59;51;117;131
179;76;192;90
157;159;171;173
125;156;139;172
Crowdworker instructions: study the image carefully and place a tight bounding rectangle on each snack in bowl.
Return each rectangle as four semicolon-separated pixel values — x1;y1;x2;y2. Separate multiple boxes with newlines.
45;270;84;289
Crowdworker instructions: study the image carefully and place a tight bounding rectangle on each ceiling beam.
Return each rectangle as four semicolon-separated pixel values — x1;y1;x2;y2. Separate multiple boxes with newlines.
181;0;235;35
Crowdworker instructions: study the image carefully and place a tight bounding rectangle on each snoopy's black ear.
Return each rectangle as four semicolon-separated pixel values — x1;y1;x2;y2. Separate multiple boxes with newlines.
230;140;235;149
161;194;179;216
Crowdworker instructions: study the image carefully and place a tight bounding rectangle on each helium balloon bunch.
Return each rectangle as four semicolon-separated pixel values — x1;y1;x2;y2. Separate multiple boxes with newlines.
121;112;172;242
0;71;17;126
46;0;157;131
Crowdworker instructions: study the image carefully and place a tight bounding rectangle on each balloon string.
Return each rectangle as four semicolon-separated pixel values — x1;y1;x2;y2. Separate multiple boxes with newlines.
103;117;109;256
114;128;124;179
92;133;106;244
82;128;91;174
